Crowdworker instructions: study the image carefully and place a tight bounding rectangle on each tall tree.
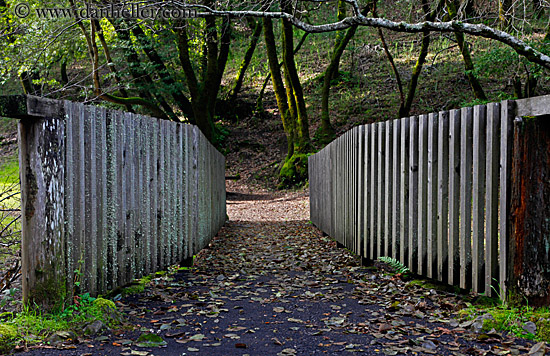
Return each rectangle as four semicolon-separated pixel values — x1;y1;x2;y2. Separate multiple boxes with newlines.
446;0;487;101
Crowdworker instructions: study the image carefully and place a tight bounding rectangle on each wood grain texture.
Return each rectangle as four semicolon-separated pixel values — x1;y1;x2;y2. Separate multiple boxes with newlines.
10;97;226;307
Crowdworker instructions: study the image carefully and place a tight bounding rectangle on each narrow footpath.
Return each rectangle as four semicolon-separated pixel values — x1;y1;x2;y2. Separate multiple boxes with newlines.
21;188;541;356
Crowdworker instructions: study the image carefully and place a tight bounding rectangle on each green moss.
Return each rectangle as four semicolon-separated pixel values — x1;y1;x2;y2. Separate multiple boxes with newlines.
0;323;17;354
537;319;550;341
278;153;309;188
120;284;145;296
92;298;116;310
481;308;509;331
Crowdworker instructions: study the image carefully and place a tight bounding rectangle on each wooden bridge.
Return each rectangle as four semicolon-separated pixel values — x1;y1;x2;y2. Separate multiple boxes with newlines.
309;95;550;305
0;95;226;310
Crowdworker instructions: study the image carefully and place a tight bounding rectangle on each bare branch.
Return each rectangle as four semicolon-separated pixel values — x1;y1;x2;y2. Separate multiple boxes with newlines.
174;2;550;70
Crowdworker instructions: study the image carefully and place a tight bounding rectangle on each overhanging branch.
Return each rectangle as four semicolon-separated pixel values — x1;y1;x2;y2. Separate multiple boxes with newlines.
176;3;550;70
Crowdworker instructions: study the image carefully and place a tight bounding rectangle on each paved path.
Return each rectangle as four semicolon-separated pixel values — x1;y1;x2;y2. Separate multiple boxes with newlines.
20;191;538;355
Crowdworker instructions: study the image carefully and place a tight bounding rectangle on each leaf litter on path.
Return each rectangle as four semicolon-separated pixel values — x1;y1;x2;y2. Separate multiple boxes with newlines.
16;187;549;355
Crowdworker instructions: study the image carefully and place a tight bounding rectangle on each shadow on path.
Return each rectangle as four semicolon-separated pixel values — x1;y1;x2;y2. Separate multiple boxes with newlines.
18;196;539;356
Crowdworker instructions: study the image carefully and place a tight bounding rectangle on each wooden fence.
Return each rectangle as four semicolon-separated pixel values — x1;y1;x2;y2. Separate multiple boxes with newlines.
309;95;550;300
0;95;226;309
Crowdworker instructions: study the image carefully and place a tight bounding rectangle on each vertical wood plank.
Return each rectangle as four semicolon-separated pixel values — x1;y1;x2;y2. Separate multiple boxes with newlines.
408;116;419;272
437;111;450;282
135;117;144;277
499;100;514;299
377;123;385;259
392;119;401;259
460;106;474;290
117;111;126;286
84;106;98;295
19;115;66;308
105;109;118;290
176;124;184;262
126;113;135;283
399;117;410;265
363;125;371;259
150;119;159;270
159;120;167;268
427;113;438;279
417;114;428;274
143;118;152;274
384;121;393;257
370;124;378;259
76;104;86;292
448;109;461;285
356;127;363;255
472;105;487;293
485;103;501;296
96;107;108;293
64;102;75;298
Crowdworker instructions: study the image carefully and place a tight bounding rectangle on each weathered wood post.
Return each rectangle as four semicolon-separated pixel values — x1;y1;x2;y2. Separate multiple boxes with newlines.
507;95;550;306
0;95;67;310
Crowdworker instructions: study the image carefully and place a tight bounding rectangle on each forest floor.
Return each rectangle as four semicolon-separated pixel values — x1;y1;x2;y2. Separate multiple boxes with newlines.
15;179;546;356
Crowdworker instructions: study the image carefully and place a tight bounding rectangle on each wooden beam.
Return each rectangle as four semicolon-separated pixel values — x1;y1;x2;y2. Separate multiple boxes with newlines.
0;95;65;119
515;94;550;117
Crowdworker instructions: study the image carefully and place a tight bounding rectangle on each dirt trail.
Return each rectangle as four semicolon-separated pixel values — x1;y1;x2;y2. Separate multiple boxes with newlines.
19;187;539;355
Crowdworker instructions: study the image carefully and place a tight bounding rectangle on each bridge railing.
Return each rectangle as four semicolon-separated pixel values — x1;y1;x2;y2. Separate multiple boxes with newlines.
309;95;550;301
0;95;226;309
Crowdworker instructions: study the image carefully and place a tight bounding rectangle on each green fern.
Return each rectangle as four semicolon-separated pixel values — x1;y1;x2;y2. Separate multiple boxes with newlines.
377;256;411;275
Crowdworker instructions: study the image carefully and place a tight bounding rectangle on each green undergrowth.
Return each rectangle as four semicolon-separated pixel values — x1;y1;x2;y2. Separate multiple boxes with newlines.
0;294;122;353
459;301;550;342
376;256;550;343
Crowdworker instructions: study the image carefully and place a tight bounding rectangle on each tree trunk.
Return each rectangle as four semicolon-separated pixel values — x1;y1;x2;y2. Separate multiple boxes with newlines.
319;25;357;142
447;0;487;101
256;32;309;112
399;31;431;118
332;0;347;78
508;116;550;307
230;20;262;102
399;0;443;118
263;17;294;159
281;16;311;153
130;22;194;119
176;17;232;142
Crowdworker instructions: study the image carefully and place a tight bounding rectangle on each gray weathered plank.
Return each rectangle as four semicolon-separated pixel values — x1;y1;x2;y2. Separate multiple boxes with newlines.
499;100;515;299
417;114;428;274
437;111;449;282
408;116;419;272
399;117;409;265
377;123;385;259
472;105;487;293
427;113;438;279
448;109;461;285
485;103;501;296
370;124;378;259
363;125;371;258
384;121;393;257
392;119;401;259
459;107;474;290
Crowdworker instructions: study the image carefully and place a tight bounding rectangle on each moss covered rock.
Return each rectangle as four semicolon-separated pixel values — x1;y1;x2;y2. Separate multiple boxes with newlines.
278;153;309;188
92;298;116;310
